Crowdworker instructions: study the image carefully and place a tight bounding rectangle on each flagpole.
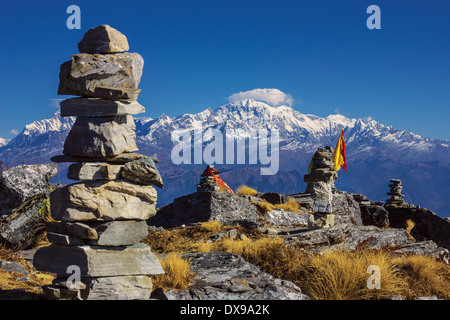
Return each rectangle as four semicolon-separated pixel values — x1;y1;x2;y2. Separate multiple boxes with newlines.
338;170;341;192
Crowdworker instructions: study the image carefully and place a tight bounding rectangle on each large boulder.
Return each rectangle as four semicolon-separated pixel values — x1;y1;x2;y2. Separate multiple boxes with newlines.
360;204;389;228
0;164;58;217
387;207;450;250
0;164;58;248
58;52;144;97
158;252;309;300
331;192;362;225
148;191;259;228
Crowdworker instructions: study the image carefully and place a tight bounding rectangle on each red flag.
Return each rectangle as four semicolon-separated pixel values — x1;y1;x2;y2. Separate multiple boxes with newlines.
202;167;234;194
332;129;347;172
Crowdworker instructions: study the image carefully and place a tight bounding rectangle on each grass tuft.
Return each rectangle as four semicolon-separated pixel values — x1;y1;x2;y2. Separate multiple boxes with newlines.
236;185;258;196
152;253;195;290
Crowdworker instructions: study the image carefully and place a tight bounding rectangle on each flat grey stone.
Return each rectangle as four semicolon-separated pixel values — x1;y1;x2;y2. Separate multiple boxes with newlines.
33;243;164;277
51;153;158;164
161;252;309;300
63;115;137;158
47;220;149;246
44;275;153;300
46;221;98;240
93;87;141;101
60;98;145;117
67;162;123;181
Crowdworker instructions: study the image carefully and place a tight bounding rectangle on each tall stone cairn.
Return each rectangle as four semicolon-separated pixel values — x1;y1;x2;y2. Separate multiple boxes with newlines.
303;146;337;229
384;178;408;209
33;25;165;300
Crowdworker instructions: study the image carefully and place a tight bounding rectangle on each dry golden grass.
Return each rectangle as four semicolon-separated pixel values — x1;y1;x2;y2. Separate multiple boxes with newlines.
251;200;276;215
198;220;223;234
236;185;258;196
392;254;450;299
405;219;416;241
0;244;54;299
275;198;301;212
143;222;450;300
300;249;407;300
251;198;301;215
152;253;195;290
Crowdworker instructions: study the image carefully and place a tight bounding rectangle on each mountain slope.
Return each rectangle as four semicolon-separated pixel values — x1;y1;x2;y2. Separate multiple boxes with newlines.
0;99;448;216
0;138;10;148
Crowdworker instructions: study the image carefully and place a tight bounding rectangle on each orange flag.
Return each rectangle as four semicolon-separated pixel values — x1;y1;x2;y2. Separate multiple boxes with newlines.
332;129;347;172
202;167;234;194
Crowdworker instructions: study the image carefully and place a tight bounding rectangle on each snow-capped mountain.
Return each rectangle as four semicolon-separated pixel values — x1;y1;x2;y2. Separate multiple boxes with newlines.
0;137;10;148
0;99;448;216
0;111;75;165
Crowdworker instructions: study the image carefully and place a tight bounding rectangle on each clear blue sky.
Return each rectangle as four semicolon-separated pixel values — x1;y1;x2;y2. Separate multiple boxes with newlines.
0;0;449;140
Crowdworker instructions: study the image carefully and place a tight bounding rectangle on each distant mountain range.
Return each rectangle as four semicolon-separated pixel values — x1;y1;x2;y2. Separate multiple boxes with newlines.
1;99;449;217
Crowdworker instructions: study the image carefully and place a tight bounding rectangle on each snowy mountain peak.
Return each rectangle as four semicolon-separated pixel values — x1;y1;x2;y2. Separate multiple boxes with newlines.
23;111;75;136
0;137;10;148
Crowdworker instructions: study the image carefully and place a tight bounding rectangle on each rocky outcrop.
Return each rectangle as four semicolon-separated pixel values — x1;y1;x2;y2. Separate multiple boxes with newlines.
149;191;259;229
0;161;9;173
0;164;58;248
331;191;362;225
392;241;450;264
387;207;450;250
0;164;58;218
156;252;309;300
282;223;412;251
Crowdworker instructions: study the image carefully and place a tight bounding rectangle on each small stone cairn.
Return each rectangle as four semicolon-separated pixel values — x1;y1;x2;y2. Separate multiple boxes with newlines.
303;146;337;229
384;178;408;209
197;165;221;192
33;25;164;300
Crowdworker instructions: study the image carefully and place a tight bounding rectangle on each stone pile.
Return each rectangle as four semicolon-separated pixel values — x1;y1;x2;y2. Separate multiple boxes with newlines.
33;25;164;300
197;165;221;192
384;179;408;209
303;146;337;229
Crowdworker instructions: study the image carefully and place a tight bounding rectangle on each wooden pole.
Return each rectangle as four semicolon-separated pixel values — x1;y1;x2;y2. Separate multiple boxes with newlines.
338;169;341;191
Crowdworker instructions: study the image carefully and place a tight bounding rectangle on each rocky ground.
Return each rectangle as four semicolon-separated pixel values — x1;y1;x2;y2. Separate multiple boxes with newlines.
0;164;449;300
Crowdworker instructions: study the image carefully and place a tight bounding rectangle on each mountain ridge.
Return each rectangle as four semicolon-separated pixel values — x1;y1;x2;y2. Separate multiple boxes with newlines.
0;99;448;216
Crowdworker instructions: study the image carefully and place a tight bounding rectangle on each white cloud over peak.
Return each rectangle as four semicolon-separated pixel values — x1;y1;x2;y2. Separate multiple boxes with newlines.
228;88;294;107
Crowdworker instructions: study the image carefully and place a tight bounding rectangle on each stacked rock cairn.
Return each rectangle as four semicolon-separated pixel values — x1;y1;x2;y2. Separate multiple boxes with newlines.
384;178;408;209
303;146;337;229
197;165;221;192
33;25;165;300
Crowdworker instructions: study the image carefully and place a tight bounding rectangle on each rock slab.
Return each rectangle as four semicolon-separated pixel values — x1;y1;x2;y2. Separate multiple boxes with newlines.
159;252;309;300
33;243;164;277
50;180;157;221
60;98;145;117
